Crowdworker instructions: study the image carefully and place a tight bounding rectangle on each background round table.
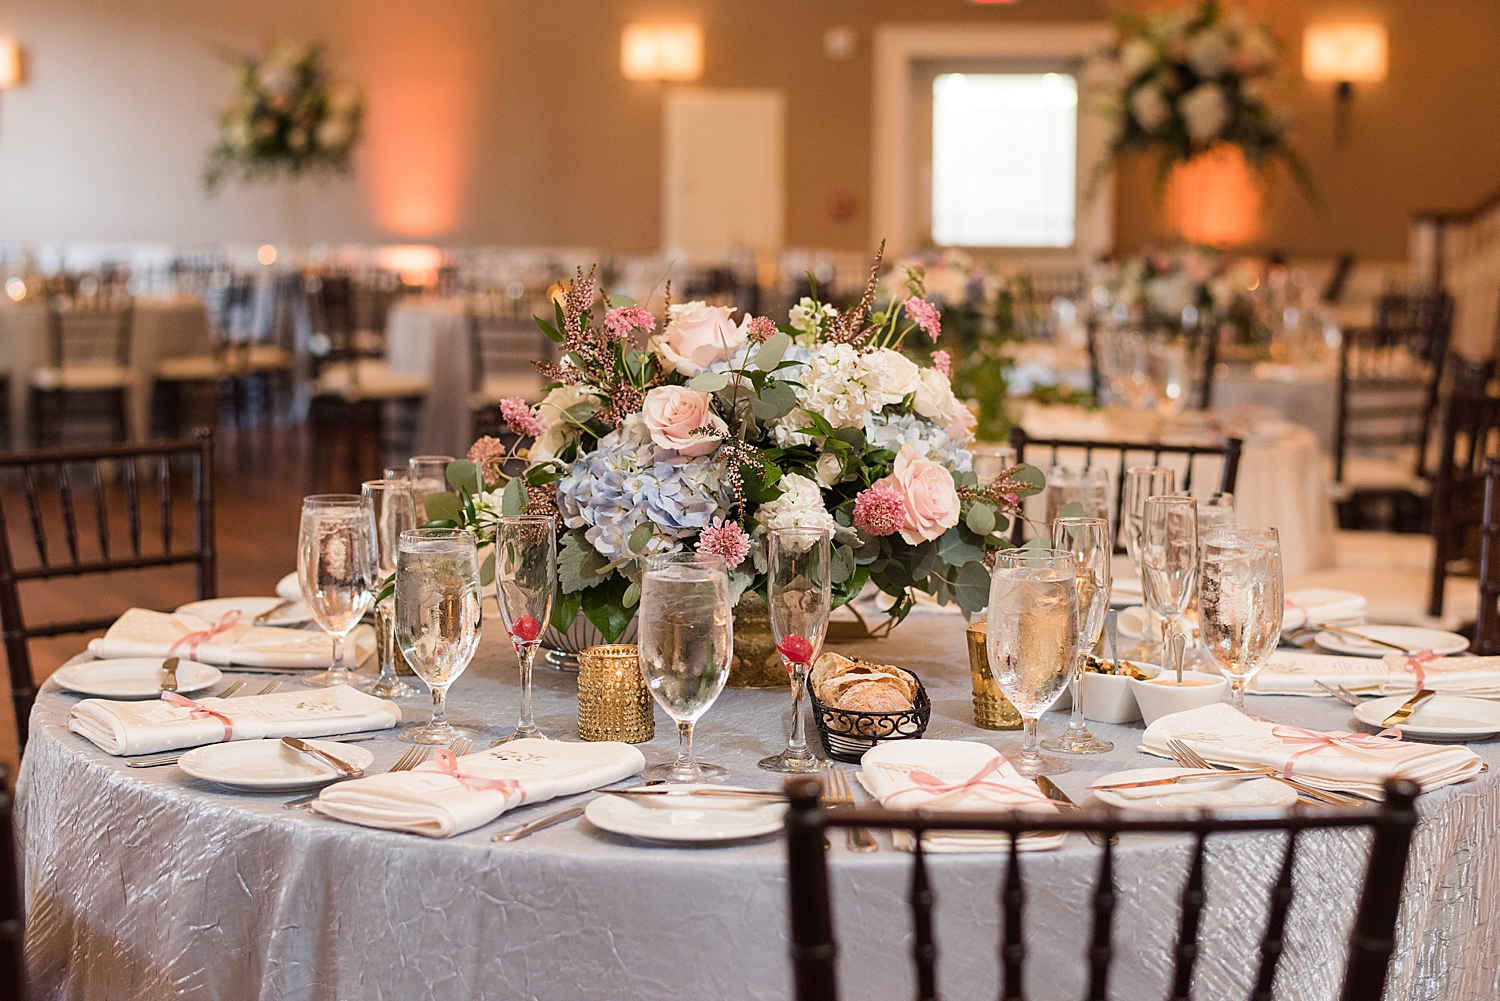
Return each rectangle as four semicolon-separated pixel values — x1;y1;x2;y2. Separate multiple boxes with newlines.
17;611;1500;1001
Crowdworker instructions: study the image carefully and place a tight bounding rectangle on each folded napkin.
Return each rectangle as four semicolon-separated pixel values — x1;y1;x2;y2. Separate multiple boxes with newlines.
1282;589;1367;631
312;738;645;838
87;608;374;669
1142;703;1482;799
69;684;401;756
1251;650;1500;698
857;740;1063;852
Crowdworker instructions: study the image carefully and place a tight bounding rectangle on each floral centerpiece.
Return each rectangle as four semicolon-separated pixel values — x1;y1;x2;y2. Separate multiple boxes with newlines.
204;40;363;192
429;247;1046;644
1092;244;1264;341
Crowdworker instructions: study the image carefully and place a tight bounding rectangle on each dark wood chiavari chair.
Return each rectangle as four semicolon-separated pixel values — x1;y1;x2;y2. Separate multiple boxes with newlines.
783;777;1420;1001
0;431;216;752
1473;457;1500;654
30;299;135;448
468;303;549;438
1426;390;1500;617
0;766;22;1001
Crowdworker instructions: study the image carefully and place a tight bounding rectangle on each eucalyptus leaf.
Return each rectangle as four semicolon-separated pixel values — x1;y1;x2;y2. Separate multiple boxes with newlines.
1056;501;1085;520
749;380;798;421
831;543;855;584
937;526;985;568
479;550;495;587
446;459;481;496
606;294;636;308
954;561;990;614
424;491;461;524
500;477;526;516
1011;464;1047;498
628;522;654;554
622;581;641;608
689;371;730;392
965;503;996;537
752;332;789;371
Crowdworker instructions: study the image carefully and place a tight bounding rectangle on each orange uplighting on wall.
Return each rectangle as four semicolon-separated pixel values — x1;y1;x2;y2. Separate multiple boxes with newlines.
376;244;442;286
1166;145;1261;248
1303;23;1388;83
0;37;21;89
621;24;703;81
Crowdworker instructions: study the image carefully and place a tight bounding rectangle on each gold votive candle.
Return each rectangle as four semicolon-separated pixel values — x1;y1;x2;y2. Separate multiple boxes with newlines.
966;622;1022;730
577;644;655;743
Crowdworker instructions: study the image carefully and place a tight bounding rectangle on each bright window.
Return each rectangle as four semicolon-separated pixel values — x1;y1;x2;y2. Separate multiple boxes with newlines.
931;72;1078;248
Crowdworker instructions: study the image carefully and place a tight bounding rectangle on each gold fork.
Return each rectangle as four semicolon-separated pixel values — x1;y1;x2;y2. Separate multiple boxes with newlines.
1167;738;1362;806
448;738;474;757
215;680;246;698
254;680;281;696
821;762;878;852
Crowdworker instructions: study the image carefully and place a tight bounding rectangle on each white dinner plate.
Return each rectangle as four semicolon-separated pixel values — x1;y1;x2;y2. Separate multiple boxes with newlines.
584;786;788;842
1113;576;1144;602
51;658;221;699
178;738;375;791
1353;695;1500;741
1314;625;1468;658
276;572;301;602
1089;767;1298;811
177;595;312;628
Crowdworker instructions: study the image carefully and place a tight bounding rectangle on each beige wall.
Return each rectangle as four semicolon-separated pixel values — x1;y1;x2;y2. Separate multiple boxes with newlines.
0;0;1496;259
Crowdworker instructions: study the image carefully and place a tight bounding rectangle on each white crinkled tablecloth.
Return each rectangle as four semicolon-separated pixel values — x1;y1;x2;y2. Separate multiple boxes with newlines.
17;610;1500;1001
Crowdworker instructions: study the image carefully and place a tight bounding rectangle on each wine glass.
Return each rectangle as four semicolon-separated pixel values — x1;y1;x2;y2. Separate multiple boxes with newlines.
1122;465;1175;657
1043;517;1114;755
298;494;376;689
1141;495;1199;662
972;444;1018;486
408;455;455;520
638;552;733;783
987;548;1079;777
394;527;485;744
492;515;557;745
361;479;421;698
1200;527;1284;719
757;528;831;774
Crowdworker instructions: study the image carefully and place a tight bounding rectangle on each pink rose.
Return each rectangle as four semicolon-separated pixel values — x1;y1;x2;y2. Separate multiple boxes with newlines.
874;442;961;544
650;301;748;376
945;400;978;442
641;386;727;456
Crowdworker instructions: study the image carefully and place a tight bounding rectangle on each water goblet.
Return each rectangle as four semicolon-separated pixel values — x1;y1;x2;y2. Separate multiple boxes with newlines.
1046;465;1110;529
394;528;486;744
1141;495;1199;663
298;494;376;689
757;528;831;774
972;444;1018;486
492;515;557;745
1122;465;1175;657
1200;527;1284;719
1043;517;1114;755
408;455;456;520
988;548;1079;777
638;553;733;783
362;479;421;698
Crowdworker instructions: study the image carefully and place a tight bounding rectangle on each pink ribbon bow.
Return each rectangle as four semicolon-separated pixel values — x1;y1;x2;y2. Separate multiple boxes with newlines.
168;610;243;660
1403;649;1439;691
883;756;1049;807
160;690;235;742
1270;724;1404;780
430;747;526;799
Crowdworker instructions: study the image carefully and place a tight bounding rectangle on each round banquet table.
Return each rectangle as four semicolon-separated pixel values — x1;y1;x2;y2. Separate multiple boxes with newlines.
16;611;1500;1001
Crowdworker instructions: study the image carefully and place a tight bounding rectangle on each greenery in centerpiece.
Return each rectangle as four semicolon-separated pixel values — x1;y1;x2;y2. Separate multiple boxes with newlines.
428;246;1048;643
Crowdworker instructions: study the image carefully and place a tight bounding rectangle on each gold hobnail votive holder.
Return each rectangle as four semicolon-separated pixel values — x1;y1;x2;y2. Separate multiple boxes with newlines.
577;644;655;743
966;622;1022;730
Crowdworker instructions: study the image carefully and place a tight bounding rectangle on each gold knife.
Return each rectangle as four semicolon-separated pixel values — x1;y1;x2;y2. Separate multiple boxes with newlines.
1092;767;1279;791
281;736;364;777
253;599;297;626
594;787;785;800
1381;688;1436;727
1037;775;1111;846
159;656;180;693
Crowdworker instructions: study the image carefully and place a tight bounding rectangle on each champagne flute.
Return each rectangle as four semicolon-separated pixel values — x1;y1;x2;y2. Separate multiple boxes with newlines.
757;528;831;774
1141;495;1199;667
1046;466;1110;528
1122;465;1175;658
987;548;1079;777
492;515;557;745
1043;517;1114;754
1185;493;1235;669
1200;527;1283;719
638;552;732;783
298;494;376;689
362;479;421;698
394;528;485;744
408;454;455;521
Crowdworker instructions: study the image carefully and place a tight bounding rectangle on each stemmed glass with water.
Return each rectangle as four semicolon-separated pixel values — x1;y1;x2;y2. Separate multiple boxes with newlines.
492;515;557;744
758;528;831;774
987;548;1079;777
638;553;733;783
298;494;377;690
1122;466;1175;657
394;527;485;744
361;479;421;699
1200;526;1284;719
408;455;455;519
1141;495;1199;669
1043;517;1114;755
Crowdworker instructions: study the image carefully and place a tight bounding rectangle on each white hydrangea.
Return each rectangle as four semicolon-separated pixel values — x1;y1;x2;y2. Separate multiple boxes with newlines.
859;348;921;406
796;343;881;429
788;297;838;339
755;473;839;537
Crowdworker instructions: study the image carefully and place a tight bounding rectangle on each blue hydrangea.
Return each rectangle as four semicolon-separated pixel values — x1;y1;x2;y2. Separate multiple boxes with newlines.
864;411;973;474
556;415;732;560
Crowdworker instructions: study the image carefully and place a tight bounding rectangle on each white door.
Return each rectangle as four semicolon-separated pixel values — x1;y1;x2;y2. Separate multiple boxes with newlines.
662;89;785;254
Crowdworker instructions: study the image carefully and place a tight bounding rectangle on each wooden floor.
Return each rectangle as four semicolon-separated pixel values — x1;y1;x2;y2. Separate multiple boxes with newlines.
1;425;316;783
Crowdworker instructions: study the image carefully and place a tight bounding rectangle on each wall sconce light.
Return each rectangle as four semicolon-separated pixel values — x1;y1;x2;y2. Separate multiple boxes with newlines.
1303;23;1387;142
621;24;703;82
0;37;22;89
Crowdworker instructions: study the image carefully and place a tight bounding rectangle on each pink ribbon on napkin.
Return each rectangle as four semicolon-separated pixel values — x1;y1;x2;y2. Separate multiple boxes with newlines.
882;756;1049;807
1269;724;1404;780
160;690;235;742
430;747;526;800
1403;649;1439;691
168;610;243;660
1283;598;1308;630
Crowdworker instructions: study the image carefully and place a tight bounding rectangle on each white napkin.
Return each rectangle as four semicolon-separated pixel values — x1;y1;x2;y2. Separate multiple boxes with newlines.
1141;703;1482;799
69;684;401;756
312;738;646;838
87;608;374;669
276;572;300;602
857;740;1063;852
1251;650;1500;698
1282;588;1367;631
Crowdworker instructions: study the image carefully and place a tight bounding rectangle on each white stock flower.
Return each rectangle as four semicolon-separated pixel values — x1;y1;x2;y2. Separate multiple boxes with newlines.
1181;84;1230;142
859;348;921;405
815;452;844;488
1237;27;1278;72
1187;30;1233;79
755;473;839;536
1129;82;1171;132
528;384;599;463
788;297;837;338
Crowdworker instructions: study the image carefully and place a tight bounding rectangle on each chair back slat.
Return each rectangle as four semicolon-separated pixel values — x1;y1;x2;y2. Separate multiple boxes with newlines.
784;777;839;1001
20;468;47;569
1340;783;1421;1001
89;462;110;562
1168;833;1207;1001
158;453;172;554
55;464;80;564
46;301;134;370
1426;391;1500;617
910;838;937;1001
1475;458;1500;653
123;458;142;557
1087;837;1116;1001
1001;831;1024;1001
1250;830;1300;1001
